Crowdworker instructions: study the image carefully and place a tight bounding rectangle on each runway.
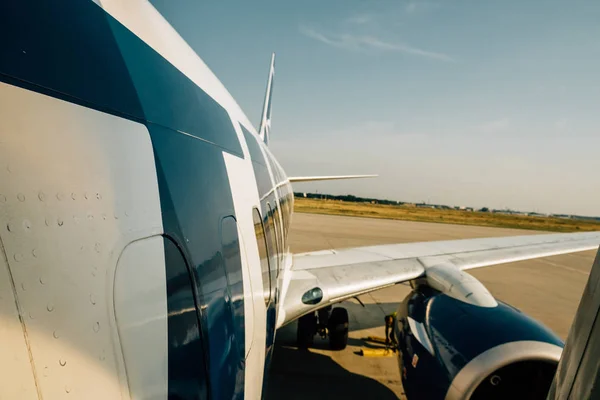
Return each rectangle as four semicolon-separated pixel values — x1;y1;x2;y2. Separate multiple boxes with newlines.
265;213;597;400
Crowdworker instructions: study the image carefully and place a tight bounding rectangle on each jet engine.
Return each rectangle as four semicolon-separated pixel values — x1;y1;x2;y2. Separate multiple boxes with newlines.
395;286;563;400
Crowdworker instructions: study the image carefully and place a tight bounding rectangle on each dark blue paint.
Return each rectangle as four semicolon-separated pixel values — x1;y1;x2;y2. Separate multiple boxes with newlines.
164;237;210;400
242;126;273;197
0;0;242;156
241;126;267;167
396;288;564;399
107;17;242;156
150;125;244;400
0;0;143;120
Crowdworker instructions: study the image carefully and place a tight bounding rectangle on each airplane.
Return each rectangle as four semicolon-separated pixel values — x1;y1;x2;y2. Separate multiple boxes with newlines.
1;1;599;399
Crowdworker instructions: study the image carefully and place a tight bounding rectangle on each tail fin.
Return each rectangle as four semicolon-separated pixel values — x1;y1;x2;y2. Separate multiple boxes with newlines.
259;53;275;145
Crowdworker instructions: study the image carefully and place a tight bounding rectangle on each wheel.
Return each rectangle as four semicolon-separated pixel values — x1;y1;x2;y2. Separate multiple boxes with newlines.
328;307;349;350
297;313;317;349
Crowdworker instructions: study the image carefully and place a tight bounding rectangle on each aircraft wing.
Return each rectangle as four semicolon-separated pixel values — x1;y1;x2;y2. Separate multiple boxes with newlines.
278;231;600;328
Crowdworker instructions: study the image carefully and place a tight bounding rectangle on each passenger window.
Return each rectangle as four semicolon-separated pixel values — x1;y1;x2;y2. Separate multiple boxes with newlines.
271;204;283;277
277;188;287;236
265;203;279;276
267;203;280;269
253;208;271;305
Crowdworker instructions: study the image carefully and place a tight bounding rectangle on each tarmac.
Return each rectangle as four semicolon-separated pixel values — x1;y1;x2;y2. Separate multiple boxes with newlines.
265;213;598;400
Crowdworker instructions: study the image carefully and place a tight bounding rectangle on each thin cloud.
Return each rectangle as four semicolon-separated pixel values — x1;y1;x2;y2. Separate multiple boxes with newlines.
476;118;511;134
345;14;374;25
300;26;455;62
405;1;440;14
555;118;568;130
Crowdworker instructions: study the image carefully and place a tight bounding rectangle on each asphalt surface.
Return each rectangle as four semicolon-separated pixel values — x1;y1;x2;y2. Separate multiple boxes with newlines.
265;213;597;400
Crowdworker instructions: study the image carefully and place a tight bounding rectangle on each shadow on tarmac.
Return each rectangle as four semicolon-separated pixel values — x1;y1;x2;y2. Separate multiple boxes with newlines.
265;343;400;400
265;317;401;400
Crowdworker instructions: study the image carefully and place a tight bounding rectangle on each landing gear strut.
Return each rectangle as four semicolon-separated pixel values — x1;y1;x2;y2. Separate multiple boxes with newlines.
296;306;349;350
328;308;349;350
297;312;316;348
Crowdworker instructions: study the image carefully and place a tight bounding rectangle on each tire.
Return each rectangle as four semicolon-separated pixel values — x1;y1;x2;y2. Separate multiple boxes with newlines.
297;313;317;349
328;307;349;350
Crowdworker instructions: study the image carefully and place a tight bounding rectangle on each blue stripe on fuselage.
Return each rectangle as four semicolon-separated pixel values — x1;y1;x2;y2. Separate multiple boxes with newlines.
0;0;242;157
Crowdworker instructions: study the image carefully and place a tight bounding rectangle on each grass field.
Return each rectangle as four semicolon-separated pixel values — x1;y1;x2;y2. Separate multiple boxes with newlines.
293;197;600;232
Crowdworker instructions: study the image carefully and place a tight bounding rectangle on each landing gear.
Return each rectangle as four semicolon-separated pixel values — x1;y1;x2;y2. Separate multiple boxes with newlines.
296;306;349;350
328;308;349;350
297;313;317;348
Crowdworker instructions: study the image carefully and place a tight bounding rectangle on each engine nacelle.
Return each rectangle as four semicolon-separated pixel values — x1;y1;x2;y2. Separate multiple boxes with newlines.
395;286;563;400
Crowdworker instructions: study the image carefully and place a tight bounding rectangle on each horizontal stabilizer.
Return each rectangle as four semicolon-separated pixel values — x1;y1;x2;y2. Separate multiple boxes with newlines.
288;174;377;183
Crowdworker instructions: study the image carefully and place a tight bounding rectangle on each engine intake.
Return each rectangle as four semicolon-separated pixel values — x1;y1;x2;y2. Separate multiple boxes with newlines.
446;341;562;400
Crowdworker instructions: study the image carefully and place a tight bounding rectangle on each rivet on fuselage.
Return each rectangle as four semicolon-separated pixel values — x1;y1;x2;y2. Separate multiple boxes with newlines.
17;193;25;202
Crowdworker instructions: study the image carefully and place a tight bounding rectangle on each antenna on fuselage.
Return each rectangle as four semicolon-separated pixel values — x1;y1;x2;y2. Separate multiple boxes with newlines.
259;53;275;146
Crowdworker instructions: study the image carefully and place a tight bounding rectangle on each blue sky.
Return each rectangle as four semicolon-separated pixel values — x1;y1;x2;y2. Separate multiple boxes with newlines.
153;0;600;216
